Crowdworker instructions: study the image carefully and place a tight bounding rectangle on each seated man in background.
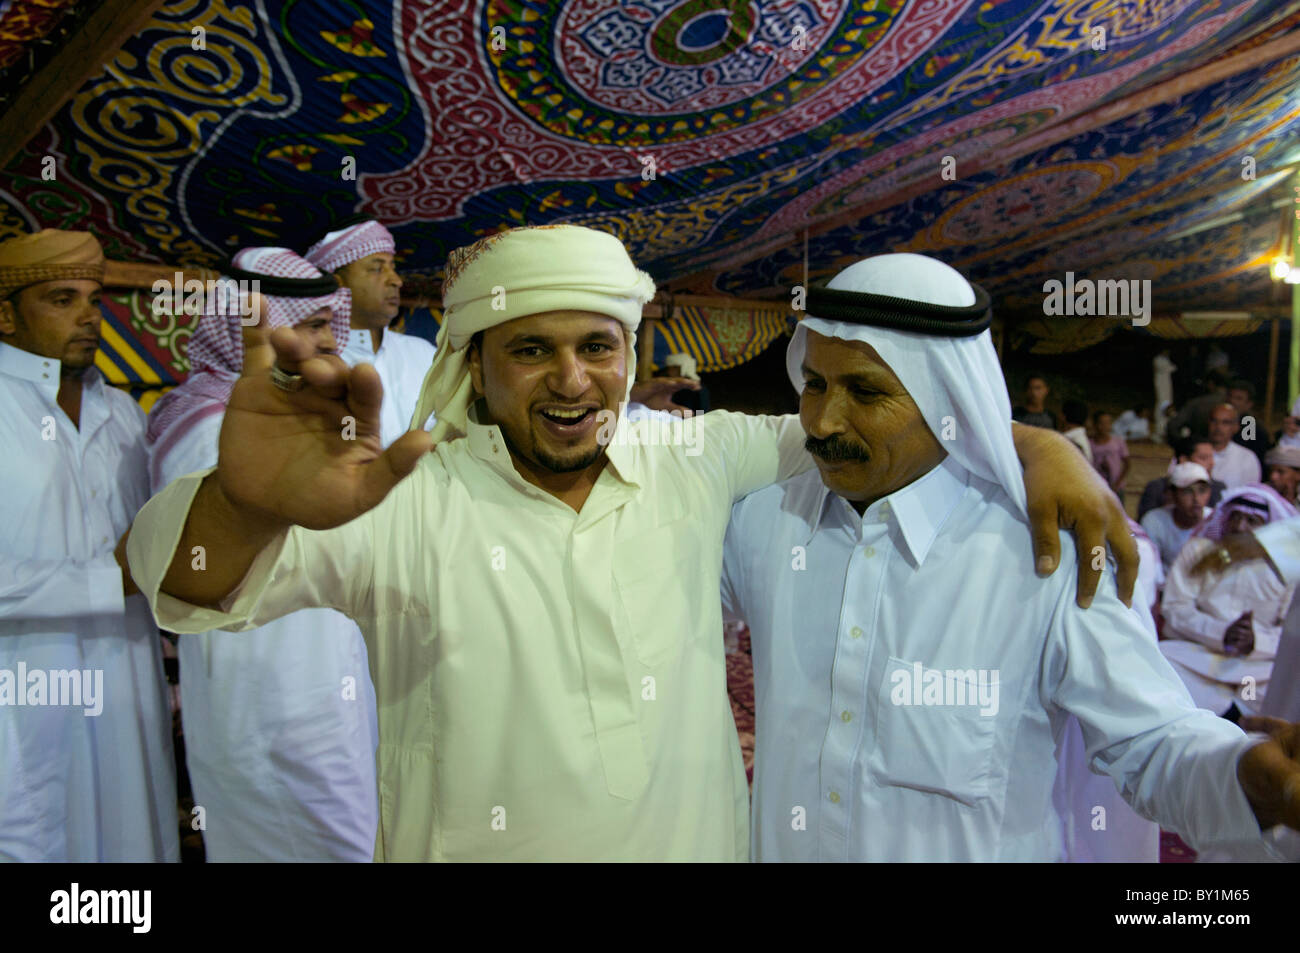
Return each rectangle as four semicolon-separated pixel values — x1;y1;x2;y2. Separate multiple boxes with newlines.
1265;445;1300;505
1137;434;1224;521
1209;403;1262;489
1140;462;1212;572
1227;379;1269;466
722;253;1300;862
1160;485;1298;720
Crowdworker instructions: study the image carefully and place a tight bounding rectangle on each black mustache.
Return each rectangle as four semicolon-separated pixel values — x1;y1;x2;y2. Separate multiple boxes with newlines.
805;434;871;463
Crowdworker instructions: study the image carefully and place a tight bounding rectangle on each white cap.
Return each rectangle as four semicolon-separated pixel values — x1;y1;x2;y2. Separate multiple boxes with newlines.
1169;462;1211;488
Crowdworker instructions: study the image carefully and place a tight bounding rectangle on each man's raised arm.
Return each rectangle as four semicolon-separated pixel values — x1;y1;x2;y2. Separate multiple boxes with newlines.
127;302;431;609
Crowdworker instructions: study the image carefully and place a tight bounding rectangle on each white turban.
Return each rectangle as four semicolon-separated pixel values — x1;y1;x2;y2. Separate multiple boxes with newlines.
409;224;656;443
786;253;1027;519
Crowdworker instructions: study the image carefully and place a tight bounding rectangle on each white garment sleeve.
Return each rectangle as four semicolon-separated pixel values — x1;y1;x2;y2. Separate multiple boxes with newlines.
126;469;379;634
1159;540;1232;650
719;503;746;625
696;411;814;504
1041;557;1263;852
1255;517;1300;585
149;414;223;492
0;552;125;624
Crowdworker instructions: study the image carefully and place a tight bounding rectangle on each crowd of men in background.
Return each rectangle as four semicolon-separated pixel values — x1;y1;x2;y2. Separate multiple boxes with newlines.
1012;368;1300;728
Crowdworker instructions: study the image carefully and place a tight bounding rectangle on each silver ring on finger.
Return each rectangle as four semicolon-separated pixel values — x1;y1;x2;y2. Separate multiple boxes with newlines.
270;363;306;393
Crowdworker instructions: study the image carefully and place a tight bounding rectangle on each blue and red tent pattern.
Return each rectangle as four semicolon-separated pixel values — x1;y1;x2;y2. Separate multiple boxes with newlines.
2;0;1298;387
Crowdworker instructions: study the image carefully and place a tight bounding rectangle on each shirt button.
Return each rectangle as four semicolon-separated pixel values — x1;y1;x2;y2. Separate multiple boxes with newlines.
841;710;852;723
863;546;876;557
828;791;840;804
850;626;862;639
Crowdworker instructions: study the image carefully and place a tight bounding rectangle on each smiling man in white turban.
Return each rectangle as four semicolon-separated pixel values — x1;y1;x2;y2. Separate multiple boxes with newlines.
721;253;1300;862
124;226;1137;861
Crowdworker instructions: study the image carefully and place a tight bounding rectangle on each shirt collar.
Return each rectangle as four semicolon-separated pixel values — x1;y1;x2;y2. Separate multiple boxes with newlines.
0;341;103;399
801;454;970;566
341;327;383;364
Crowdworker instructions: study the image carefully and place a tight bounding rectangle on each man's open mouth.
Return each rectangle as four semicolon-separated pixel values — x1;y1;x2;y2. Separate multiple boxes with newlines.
539;407;595;425
536;406;601;438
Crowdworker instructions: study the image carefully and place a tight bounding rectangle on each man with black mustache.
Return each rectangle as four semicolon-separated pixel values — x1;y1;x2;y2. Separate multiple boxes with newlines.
721;253;1300;862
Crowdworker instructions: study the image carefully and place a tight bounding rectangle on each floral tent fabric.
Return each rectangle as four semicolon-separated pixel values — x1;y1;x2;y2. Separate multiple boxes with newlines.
3;0;1300;390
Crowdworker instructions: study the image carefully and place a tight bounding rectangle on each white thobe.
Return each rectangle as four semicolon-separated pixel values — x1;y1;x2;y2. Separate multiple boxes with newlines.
0;342;177;862
1212;442;1261;489
1257;518;1300;722
149;414;380;861
1159;536;1295;716
340;328;435;443
127;409;810;860
721;458;1266;862
1054;534;1161;863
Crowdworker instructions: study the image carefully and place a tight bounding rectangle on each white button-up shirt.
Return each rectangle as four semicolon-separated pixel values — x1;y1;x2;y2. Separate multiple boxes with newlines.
128;409;810;860
0;342;177;861
1213;441;1261;489
149;414;380;861
340;328;435;444
722;457;1264;862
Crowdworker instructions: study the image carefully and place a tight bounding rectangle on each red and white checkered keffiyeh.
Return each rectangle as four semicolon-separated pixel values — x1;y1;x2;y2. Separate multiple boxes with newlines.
1192;483;1298;541
145;247;350;488
304;220;395;274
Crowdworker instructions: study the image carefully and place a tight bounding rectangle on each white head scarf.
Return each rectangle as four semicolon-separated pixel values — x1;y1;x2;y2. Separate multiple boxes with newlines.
785;252;1027;519
409;224;656;443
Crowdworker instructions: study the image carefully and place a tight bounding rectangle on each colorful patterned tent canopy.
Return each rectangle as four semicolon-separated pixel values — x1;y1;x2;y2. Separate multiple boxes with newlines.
4;0;1300;390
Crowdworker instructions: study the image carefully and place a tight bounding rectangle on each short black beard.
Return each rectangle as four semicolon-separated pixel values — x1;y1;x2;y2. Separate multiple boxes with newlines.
534;445;606;474
60;363;88;380
502;428;606;475
805;433;870;464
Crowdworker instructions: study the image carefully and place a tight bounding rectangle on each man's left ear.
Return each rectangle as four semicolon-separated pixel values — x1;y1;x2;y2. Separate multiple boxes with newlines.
467;337;485;397
0;298;16;337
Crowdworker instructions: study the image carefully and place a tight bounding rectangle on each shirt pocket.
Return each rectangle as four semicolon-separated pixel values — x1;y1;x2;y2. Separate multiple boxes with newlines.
612;520;695;668
868;656;1000;807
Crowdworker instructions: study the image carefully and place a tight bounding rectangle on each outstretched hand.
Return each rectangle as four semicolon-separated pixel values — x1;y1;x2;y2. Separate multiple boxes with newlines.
216;295;433;532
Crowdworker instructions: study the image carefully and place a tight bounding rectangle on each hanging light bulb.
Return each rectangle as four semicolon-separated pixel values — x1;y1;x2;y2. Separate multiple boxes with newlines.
1274;259;1292;280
